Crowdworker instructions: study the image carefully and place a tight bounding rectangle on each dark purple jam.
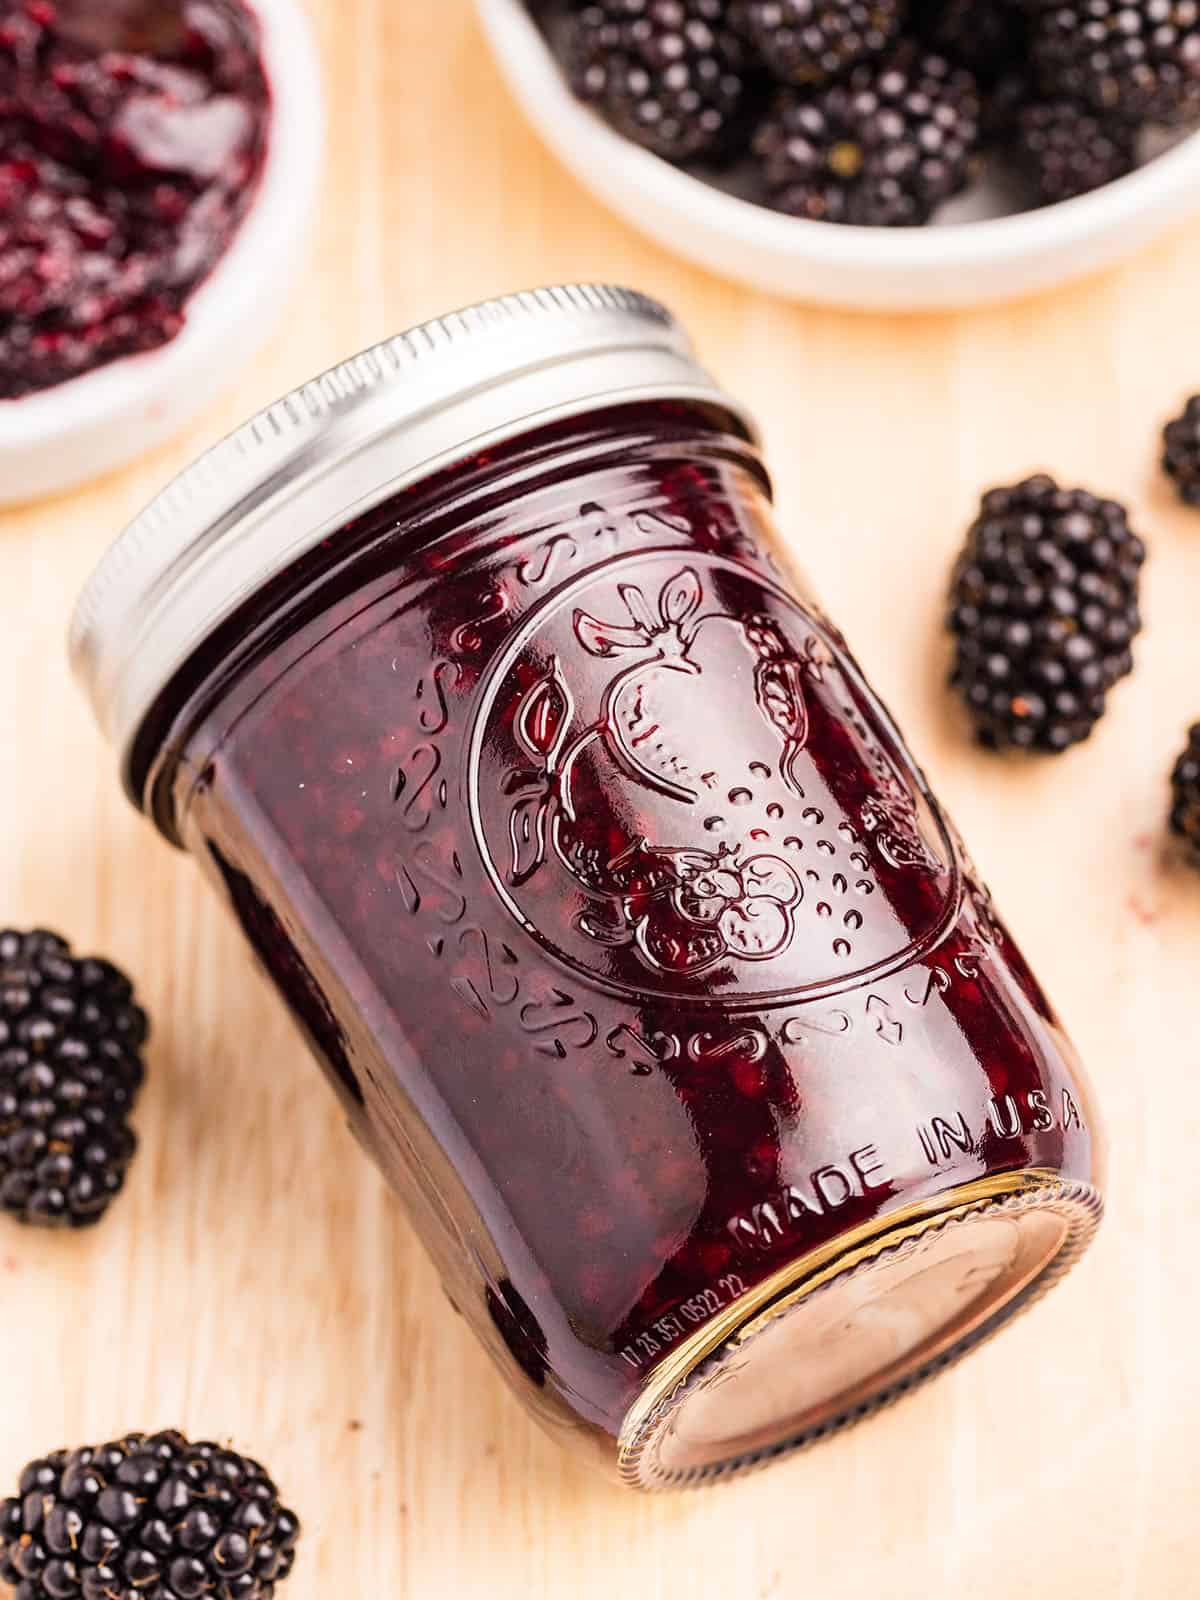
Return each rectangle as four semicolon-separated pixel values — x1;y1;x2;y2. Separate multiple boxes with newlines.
138;402;1101;1468
0;0;271;399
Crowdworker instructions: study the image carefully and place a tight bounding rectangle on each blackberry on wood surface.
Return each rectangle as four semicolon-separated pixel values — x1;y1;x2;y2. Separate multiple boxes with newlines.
947;475;1146;752
1170;724;1200;863
0;929;147;1229
1163;395;1200;505
0;1432;299;1600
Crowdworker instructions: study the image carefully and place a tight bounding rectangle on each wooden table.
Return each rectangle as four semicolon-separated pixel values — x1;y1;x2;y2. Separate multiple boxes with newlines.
3;3;1199;1594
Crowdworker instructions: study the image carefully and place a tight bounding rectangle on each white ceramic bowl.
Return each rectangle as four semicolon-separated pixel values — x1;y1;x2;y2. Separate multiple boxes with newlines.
476;0;1200;312
0;0;323;507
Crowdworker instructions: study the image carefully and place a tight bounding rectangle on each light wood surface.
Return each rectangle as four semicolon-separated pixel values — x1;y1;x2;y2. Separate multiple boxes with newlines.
3;3;1200;1594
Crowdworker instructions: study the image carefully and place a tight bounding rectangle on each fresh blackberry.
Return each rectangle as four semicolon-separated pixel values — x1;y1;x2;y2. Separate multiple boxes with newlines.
1030;0;1200;125
1169;724;1200;862
735;0;904;87
1012;97;1137;201
1163;395;1200;505
0;929;147;1229
0;1431;299;1600
564;0;748;161
947;475;1146;752
753;46;982;225
914;0;1029;81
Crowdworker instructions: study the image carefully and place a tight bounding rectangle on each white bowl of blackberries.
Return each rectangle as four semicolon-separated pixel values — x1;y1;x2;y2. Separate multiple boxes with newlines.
477;0;1200;309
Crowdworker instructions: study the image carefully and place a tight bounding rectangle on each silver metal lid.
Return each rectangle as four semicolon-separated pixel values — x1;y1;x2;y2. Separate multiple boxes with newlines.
69;284;746;794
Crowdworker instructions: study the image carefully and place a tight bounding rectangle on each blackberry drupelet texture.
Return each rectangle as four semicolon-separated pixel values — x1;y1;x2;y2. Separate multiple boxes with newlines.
564;0;748;160
1170;725;1200;862
736;0;904;86
0;929;147;1229
947;475;1146;753
1012;96;1137;202
1030;0;1200;125
1163;395;1200;505
914;0;1029;81
753;45;982;224
0;1432;299;1600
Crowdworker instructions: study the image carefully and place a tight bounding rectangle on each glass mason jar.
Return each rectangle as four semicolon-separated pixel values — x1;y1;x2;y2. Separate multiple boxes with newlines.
72;287;1103;1490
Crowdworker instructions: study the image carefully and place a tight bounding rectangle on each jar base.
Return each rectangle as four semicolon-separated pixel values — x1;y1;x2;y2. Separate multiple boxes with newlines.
618;1172;1102;1491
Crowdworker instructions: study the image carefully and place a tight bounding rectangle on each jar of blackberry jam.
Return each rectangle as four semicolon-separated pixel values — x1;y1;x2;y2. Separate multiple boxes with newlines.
72;286;1103;1489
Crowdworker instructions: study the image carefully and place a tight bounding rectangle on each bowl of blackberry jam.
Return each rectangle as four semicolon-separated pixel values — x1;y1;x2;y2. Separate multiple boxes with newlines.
479;0;1200;309
72;287;1103;1489
0;0;322;505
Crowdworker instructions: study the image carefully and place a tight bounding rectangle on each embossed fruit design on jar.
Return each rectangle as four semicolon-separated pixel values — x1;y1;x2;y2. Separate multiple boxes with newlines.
72;288;1104;1490
486;554;949;997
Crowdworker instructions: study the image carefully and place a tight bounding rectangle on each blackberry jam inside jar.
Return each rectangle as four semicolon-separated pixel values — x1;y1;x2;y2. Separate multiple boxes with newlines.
71;286;1103;1489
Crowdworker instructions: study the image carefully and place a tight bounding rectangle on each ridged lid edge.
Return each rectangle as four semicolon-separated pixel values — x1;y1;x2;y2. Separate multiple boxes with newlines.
69;284;745;793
